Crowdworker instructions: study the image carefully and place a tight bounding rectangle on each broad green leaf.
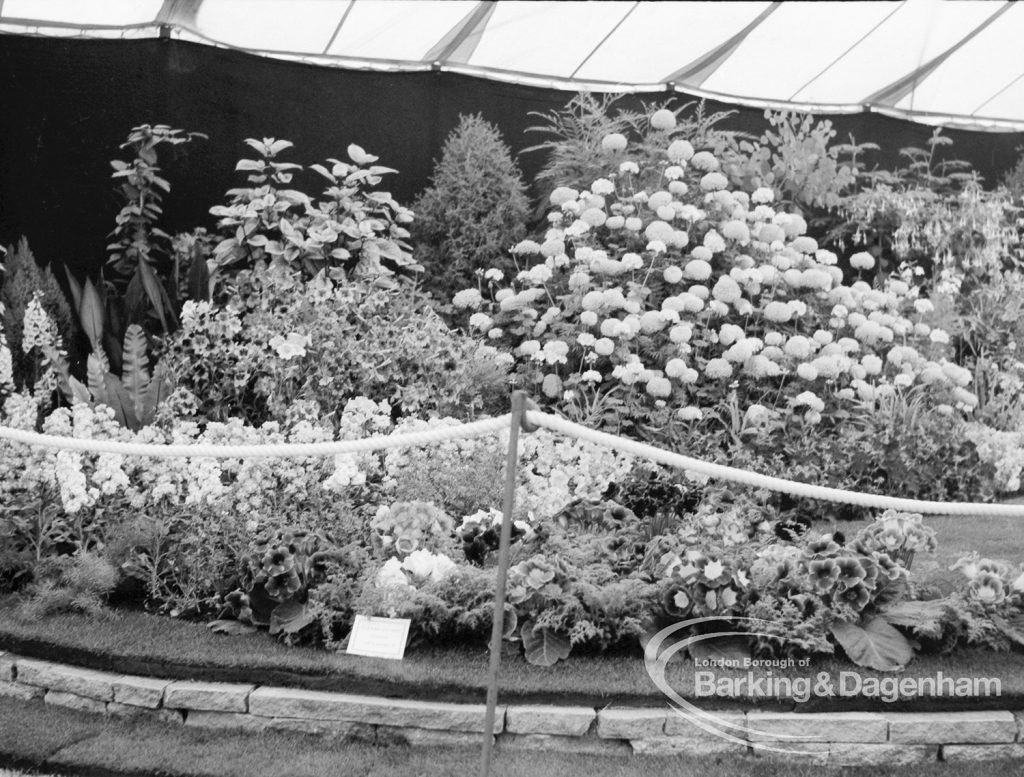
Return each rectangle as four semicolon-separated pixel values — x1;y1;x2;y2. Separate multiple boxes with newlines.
136;260;169;334
67;376;92;405
269;600;316;636
121;324;150;423
521;620;571;666
830;617;914;672
86;353;109;401
104;373;140;430
235;159;266;172
63;265;83;311
207;620;257;637
80;278;105;351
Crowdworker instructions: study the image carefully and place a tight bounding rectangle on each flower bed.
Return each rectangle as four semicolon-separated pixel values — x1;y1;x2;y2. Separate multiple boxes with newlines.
4;104;1024;686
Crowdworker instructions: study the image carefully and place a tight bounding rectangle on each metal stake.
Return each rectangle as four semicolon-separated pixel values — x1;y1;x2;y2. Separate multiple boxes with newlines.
479;390;528;777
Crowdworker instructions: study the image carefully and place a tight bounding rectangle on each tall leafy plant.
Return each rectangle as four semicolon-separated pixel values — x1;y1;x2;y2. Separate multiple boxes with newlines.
210;139;419;285
107;123;206;336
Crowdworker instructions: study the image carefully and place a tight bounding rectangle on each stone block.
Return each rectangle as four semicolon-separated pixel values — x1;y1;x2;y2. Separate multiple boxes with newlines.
942;744;1024;762
247;687;501;733
747;711;886;743
664;709;746;739
829;743;937;767
184;710;267;733
505;705;595;737
43;690;107;715
17;659;116;701
0;652;15;682
112;675;171;709
163;680;254;713
887;711;1017;744
595;707;666;739
107;702;183;725
0;680;44;701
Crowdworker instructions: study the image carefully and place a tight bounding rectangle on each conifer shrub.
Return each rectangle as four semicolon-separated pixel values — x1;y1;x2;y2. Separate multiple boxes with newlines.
411;114;530;299
0;238;76;387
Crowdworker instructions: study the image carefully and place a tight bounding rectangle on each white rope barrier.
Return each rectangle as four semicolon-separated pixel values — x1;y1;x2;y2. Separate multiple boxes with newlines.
0;415;512;458
524;410;1024;517
3;404;1023;516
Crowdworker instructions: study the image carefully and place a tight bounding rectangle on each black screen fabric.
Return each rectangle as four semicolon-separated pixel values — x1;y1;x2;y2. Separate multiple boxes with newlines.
3;34;1023;278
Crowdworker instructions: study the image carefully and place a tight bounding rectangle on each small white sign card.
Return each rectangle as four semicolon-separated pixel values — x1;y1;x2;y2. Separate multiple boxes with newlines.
346;615;412;660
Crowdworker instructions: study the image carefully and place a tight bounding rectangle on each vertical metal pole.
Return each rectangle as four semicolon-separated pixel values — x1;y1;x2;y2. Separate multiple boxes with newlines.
479;390;526;777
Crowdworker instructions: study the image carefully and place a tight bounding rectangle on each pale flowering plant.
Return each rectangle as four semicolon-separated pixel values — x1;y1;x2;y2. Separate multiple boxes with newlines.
854;510;937;564
369;500;455;558
454;108;980;474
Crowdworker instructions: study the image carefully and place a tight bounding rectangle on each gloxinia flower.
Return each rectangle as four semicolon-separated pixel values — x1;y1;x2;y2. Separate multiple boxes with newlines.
834;557;868;589
808;558;841;592
836;582;871;610
970;572;1006;606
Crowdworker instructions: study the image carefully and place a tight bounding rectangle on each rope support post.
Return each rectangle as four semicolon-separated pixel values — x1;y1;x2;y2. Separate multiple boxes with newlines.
479;390;534;777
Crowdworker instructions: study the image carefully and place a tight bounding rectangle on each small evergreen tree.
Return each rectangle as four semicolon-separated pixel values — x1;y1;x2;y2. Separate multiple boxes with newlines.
412;114;530;300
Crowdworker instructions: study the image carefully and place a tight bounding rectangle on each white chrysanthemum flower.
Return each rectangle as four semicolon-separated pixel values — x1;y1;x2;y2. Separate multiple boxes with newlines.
519;340;541;357
667;139;695;163
468;312;493;331
700;172;728;192
542;340;570;365
594;337;615;356
718;323;745;346
721;220;750;242
914;298;935;315
646;376;672;397
850;251;875;270
619;161;640;175
601;133;627;152
691;151;719;171
792;391;825;413
452;288;484;309
704;358;733;379
711;276;741;304
763;301;792;323
677;406;703;421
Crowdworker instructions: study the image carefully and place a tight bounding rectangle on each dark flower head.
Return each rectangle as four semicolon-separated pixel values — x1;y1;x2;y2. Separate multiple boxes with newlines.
804;535;841;558
834;557;867;589
835;583;871;611
266;569;301;600
262;546;296;577
808;558;840;593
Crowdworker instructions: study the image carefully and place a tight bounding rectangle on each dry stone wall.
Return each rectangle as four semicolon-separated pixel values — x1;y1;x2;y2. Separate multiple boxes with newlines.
2;651;1022;766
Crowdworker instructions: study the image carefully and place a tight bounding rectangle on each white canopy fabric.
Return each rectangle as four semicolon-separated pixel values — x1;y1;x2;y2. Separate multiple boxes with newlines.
3;0;1024;132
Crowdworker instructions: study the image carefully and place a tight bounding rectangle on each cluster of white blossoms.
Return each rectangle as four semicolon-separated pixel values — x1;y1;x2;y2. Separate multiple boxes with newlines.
457;130;977;423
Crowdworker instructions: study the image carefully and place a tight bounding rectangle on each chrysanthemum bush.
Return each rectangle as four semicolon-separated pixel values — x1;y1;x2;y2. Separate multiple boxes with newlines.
452;123;990;497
